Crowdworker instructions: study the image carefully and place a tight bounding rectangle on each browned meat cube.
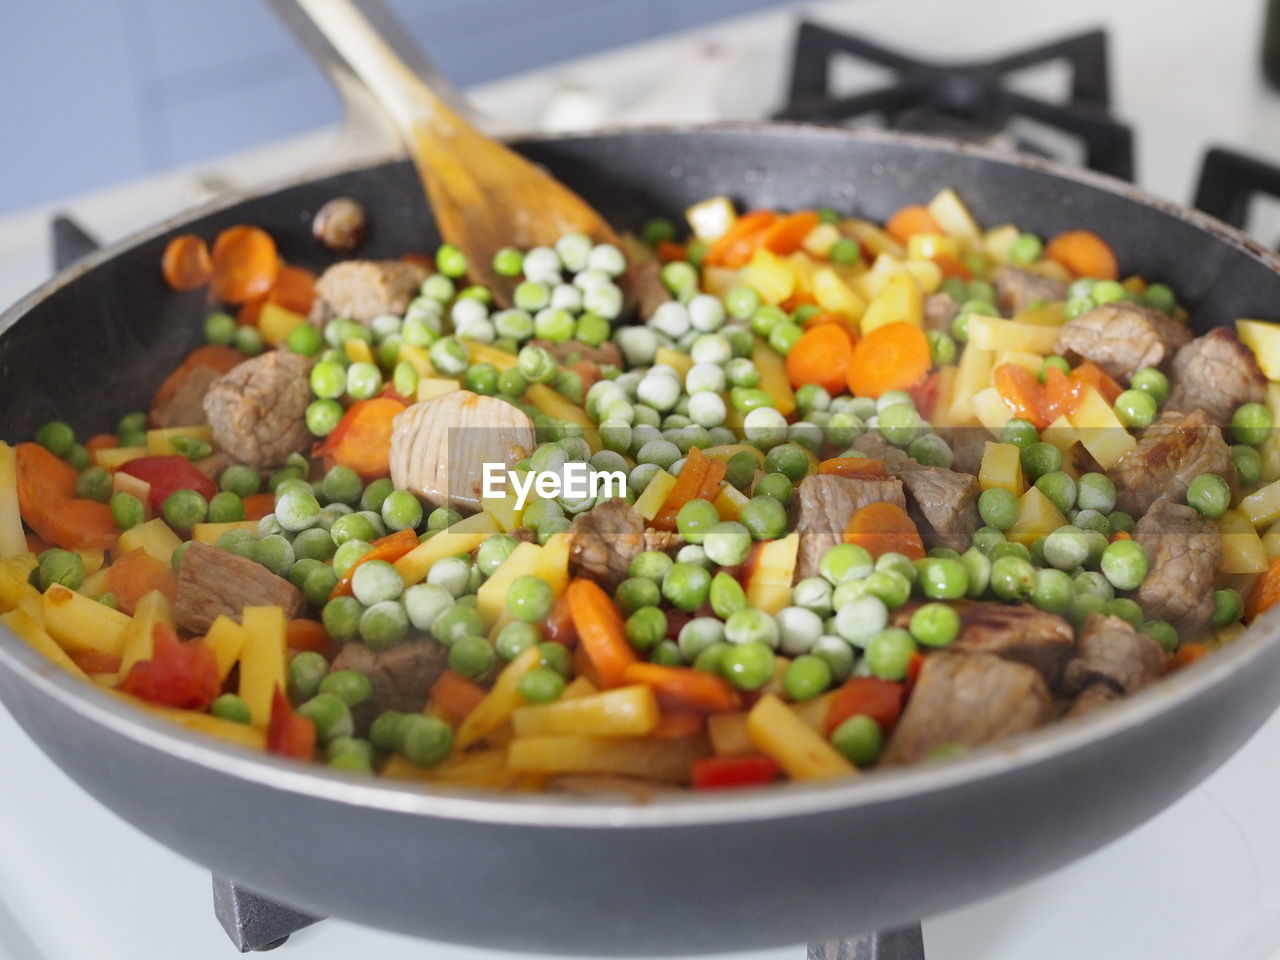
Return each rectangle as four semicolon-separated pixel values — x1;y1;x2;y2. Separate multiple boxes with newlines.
792;474;906;580
619;233;672;322
1110;409;1236;516
881;651;1052;765
173;542;304;634
202;350;313;470
330;640;449;728
389;391;535;511
952;602;1075;685
1063;613;1167;695
934;425;986;476
150;364;220;429
992;265;1068;315
310;259;429;325
1053;303;1192;382
1066;682;1122;719
567;499;647;591
527;338;623;369
923;292;959;333
1166;328;1268;427
1132;500;1221;630
643;529;684;554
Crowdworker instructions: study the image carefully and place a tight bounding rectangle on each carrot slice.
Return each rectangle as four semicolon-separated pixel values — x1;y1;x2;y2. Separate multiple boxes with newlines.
242;492;276;521
994;363;1047;430
566;578;636;689
622;662;741;713
885;205;942;244
846;321;931;398
1042;365;1087;422
209;225;279;304
760;211;820;255
652;446;711;532
785;323;856;396
655;240;687;263
237;295;266;328
313;397;407;480
329;528;419;600
105;548;178;616
86;433;118;457
1045;229;1119;280
268;264;317;315
649;711;706;739
1246;556;1280;622
1169;644;1208;670
704;211;778;268
818;457;886;479
15;443;117;551
844;501;925;560
694;458;727;504
1069;361;1123;404
823;677;905;735
429;670;488;721
149;344;244;421
286;619;336;657
161;234;212;291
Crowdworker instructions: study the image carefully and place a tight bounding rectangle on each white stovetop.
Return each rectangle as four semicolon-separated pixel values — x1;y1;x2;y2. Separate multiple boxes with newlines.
3;1;1280;959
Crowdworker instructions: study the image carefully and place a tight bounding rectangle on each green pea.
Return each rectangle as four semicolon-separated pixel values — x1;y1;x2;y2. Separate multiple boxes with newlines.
400;715;453;766
624;606;667;652
990;555;1036;601
1231;402;1272;447
360;478;395;513
865;627;916;680
302;565;339;607
359;599;409;649
162;488;207;533
1114;389;1157;429
505;574;553;622
754;472;793;507
218;464;260;498
1232;445;1263;488
1104;597;1144;628
37;549;85;592
739;495;789;541
1211;589;1244;627
1040;356;1070;382
909;602;960;647
494;621;539;662
97;593;118;610
1001;418;1039;451
1031;568;1074;615
207;491;245;523
427;506;463;531
1020;441;1062;481
831;714;882;766
321;596;362;642
703;521;751;567
449;636;496;681
977;487;1019;531
662;562;712;612
1130;367;1169;404
377;490;421;533
297;693;353;745
35;421;74;457
1008;232;1043;264
1075;473;1116;513
783;654;832;701
1034;471;1077;515
1140;620;1179;654
675;498;720;545
369;711;410;753
817;543;872;586
1100;539;1148;591
538;642;572;678
1186;473;1230;519
1107;510;1135;534
210;693;252;724
251;534;294;577
720;640;775;691
991;540;1032;564
75;466;112;503
707;571;746;620
1074;570;1115;602
629;549;674;584
614;577;660;617
432;604;484;646
349;559;402;606
518;666;566;704
288;650;330;701
860;569;912;609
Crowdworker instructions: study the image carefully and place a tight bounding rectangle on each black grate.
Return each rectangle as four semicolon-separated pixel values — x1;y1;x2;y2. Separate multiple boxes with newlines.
774;22;1134;180
1194;146;1280;248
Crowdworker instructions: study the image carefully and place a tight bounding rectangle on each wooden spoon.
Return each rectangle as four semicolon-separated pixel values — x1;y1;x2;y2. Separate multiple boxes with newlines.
292;0;630;304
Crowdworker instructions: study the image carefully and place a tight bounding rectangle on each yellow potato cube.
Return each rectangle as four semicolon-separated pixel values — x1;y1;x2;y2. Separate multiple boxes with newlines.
533;532;570;597
1236;319;1280;381
654;346;694;378
41;584;131;657
399;343;438;377
417;378;461;401
119;589;174;676
343;338;375;365
707;711;753;756
1241;480;1280;531
1007;486;1068;547
1219;509;1269;574
746;533;799;614
902;258;943;294
476;541;543;627
526;384;601;451
743;248;795;305
812;266;867;319
393;513;497;586
860;269;923;334
512;685;660;738
457;646;543;749
802;222;841;258
507;735;701;784
239;606;287;728
205;614;248;684
969;315;1061;354
1042;415;1080;454
117;518;183;565
751;340;796;416
949;345;993;425
747;693;855;780
972;387;1013;436
480;493;523;532
927;187;981;241
467;341;519;371
258;302;307;346
1066;387;1136;469
0;442;26;560
191;520;257;545
112;471;152;520
839;219;906;258
979;442;1025;495
685;195;736;242
982;224;1020;263
714;483;750;521
93;445;148;470
634;469;676;521
1013;302;1068;327
907;232;959;262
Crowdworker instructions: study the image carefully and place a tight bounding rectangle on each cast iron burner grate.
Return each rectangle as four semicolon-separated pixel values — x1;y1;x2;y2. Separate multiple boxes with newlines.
773;22;1134;180
1194;145;1280;249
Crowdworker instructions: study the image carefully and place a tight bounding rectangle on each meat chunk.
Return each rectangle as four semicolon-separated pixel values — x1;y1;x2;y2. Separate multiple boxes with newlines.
852;432;980;550
792;474;907;580
330;640;449;728
1166;328;1267;427
310;259;429;325
934;425;986;476
150;364;220;428
1066;683;1122;719
1054;303;1192;382
1110;409;1236;516
1133;500;1220;630
881;651;1053;765
1063;614;1167;695
923;292;959;333
527;338;623;369
619;232;672;322
389;391;535;511
992;265;1068;315
643;529;684;554
952;602;1074;685
202;350;313;470
173;542;304;634
567;499;647;591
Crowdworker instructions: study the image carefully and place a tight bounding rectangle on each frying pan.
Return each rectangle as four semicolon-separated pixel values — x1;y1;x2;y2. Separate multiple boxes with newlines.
1;115;1279;957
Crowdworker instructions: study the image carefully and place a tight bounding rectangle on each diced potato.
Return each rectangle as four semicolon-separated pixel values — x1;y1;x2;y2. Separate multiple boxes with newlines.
1013;302;1068;327
117;518;183;565
476;541;543;626
205;614;248;684
654;346;693;378
839;218;905;259
258;302;307;346
706;711;753;755
901;258;942;294
119;589;173;676
417;378;461;402
343;338;375;365
1066;387;1136;469
714;483;749;521
1236;319;1280;380
812;266;867;319
382;749;514;788
949;345;994;425
791;690;838;732
467;342;519;372
0;607;90;681
512;685;660;738
533;532;570;596
701;265;744;299
907;233;959;262
979;442;1024;495
0;442;25;560
145;425;214;457
927;187;982;241
634;469;676;521
79;567;111;600
507;735;701;783
239;606;287;728
802;223;841;258
972;387;1013;436
746;533;799;615
112;471;152;520
526;384;601;451
41;584;130;656
457;646;543;749
751;340;796;416
994;350;1044;372
982;224;1020;263
191;520;257;545
0;555;41;613
1219;509;1269;574
93;445;147;470
930;364;958;429
969;315;1060;354
743;248;796;305
399;343;438;378
1042;415;1080;454
747;693;855;780
74;548;104;577
1027;259;1073;283
860;269;923;334
480;493;523;533
686;195;736;242
1007;486;1068;547
393;512;497;586
561;676;598;701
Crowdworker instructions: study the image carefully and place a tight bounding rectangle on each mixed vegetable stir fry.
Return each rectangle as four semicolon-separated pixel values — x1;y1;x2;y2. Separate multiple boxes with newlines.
2;185;1278;795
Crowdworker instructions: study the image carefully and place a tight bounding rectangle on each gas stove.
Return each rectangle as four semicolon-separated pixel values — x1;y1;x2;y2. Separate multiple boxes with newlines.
3;1;1280;959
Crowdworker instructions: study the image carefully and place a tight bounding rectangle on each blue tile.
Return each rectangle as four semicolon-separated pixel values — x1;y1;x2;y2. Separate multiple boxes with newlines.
133;0;295;83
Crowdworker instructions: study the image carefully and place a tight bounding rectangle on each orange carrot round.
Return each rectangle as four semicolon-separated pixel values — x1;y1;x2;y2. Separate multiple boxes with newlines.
846;321;931;398
760;210;820;255
313;397;406;480
786;323;855;396
209;225;279;304
15;443;117;551
285;619;337;657
161;234;212;291
704;211;777;268
1045;229;1119;280
268;264;317;315
844;501;925;560
105;548;178;616
885;205;942;244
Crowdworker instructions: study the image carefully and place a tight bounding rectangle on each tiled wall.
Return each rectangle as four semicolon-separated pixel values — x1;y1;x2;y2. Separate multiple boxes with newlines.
4;0;791;215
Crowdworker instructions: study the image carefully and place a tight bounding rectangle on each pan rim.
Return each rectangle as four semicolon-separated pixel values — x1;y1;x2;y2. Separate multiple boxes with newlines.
2;122;1278;829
